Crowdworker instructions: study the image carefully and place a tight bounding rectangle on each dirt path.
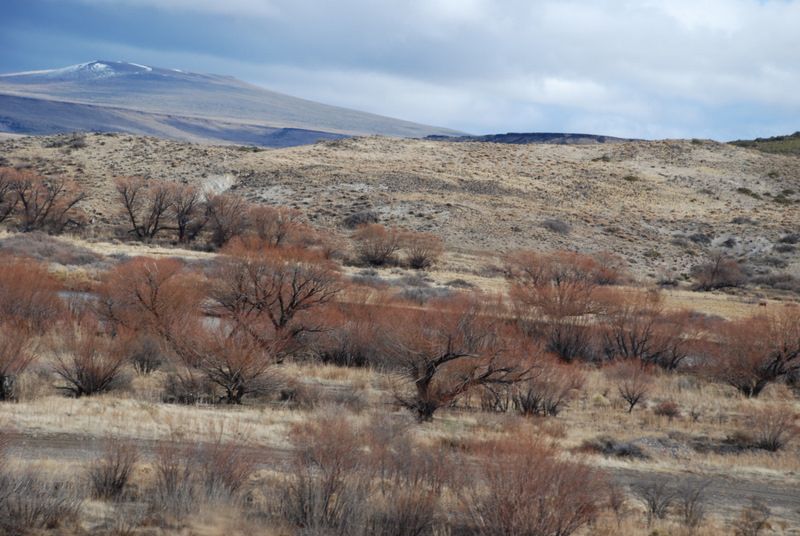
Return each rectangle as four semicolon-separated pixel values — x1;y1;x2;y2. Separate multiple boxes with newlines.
6;431;800;528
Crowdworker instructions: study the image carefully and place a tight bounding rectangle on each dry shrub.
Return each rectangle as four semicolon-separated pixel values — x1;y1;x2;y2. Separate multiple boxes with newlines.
175;324;278;404
748;405;798;451
463;436;607;536
600;289;692;370
0;257;63;333
198;437;257;502
96;257;202;346
705;309;800;397
511;358;583;416
123;333;164;375
611;361;652;413
677;479;709;529
88;439;139;500
732;499;771;536
311;299;388;368
0;231;101;266
404;231;443;270
353;224;403;266
161;371;216;405
0;323;36;401
0;470;82;533
507;250;613;362
152;441;198;518
632;480;676;526
691;251;746;290
248;205;307;247
653;400;681;421
280;414;368;533
52;323;128;397
277;413;449;535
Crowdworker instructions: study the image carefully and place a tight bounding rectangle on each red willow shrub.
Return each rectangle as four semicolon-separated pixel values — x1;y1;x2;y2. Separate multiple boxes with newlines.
0;257;63;333
705;309;800;397
463;436;608;536
506;250;612;362
386;294;531;421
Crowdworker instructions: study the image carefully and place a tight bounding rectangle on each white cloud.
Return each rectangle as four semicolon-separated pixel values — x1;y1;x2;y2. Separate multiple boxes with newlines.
29;0;800;138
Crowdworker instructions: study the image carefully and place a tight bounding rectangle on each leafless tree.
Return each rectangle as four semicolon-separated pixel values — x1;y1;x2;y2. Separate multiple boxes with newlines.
613;361;652;413
171;183;206;243
0;168;19;224
706;309;800;397
10;171;86;233
388;296;530;421
691;251;746;291
206;193;249;248
208;251;340;352
115;177;175;241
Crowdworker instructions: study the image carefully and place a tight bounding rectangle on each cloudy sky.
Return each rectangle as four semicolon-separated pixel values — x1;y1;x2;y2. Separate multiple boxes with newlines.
2;0;799;139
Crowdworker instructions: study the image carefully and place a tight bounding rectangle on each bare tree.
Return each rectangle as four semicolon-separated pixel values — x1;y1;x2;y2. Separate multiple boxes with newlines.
115;177;175;241
706;309;800;397
10;171;86;233
170;183;206;243
206;193;249;248
691;251;746;291
388;296;530;421
613;361;652;413
0;168;19;224
208;251;340;352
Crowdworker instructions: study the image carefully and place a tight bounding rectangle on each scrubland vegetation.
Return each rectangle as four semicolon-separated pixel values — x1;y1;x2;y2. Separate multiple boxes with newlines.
0;161;798;535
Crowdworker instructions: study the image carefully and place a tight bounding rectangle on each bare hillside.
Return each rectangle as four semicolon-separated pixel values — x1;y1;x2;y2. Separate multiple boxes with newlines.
1;132;798;280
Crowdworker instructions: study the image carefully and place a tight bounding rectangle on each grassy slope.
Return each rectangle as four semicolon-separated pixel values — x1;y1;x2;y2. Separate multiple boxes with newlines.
731;131;800;156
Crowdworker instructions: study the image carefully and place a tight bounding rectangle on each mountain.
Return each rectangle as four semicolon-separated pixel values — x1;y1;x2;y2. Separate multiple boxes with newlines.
426;132;638;145
0;61;462;147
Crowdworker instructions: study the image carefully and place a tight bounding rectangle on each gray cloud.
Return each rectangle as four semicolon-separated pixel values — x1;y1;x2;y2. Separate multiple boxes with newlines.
6;0;800;138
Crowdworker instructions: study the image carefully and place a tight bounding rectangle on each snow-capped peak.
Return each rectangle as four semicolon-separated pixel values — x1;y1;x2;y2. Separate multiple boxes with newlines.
0;61;156;80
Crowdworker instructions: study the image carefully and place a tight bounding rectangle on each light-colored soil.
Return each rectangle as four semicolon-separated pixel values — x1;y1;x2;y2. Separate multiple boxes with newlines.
2;133;799;282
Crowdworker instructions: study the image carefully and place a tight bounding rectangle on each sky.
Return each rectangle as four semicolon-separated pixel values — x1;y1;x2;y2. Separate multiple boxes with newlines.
2;0;799;140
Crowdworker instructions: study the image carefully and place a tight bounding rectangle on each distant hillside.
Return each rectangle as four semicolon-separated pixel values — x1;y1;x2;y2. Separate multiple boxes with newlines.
0;61;462;147
426;132;637;145
730;132;800;156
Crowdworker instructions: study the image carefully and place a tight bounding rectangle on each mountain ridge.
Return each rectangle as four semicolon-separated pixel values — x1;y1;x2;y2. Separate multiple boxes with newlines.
0;60;462;146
